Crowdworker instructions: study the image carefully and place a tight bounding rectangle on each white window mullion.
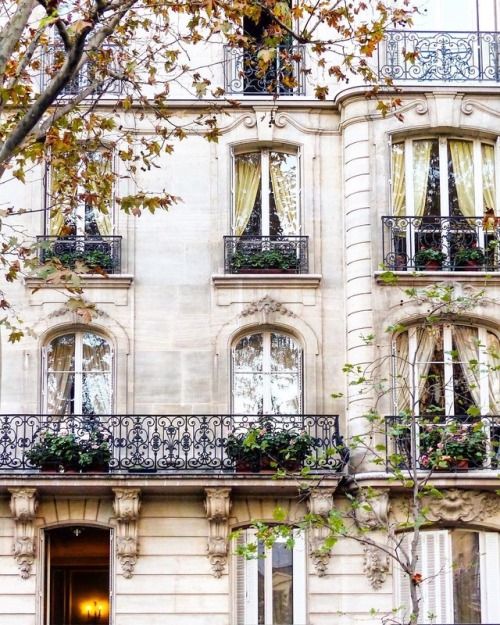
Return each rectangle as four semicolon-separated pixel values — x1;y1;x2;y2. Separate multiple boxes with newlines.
231;148;236;235
293;531;307;624
408;328;419;417
443;326;454;416
495;136;500;214
74;331;84;414
473;140;483;215
405;138;414;217
243;529;258;625
478;327;490;414
261;150;270;236
264;545;273;625
263;333;272;415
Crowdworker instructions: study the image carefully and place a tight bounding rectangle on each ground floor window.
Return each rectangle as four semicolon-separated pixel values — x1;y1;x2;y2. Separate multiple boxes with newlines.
45;526;110;625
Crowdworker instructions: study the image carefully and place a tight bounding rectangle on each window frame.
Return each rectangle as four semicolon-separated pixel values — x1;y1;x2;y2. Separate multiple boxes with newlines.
231;329;304;416
234;527;307;625
390;136;500;219
231;146;302;237
42;330;114;415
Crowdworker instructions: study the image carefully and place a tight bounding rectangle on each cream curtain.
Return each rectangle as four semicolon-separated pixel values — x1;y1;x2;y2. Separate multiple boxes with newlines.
86;152;113;236
487;331;500;413
453;326;481;408
415;326;439;402
482;144;496;215
392;143;406;217
395;332;411;412
47;335;75;415
413;140;433;217
269;154;298;234
82;333;111;414
449;140;475;217
235;155;261;236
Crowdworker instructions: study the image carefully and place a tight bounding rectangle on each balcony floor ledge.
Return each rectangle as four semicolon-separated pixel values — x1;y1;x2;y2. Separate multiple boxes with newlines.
350;470;500;491
375;270;500;286
0;472;342;497
212;274;322;289
24;274;134;289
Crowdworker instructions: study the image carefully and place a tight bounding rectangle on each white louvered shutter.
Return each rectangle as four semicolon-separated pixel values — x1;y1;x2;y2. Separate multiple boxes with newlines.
480;532;500;623
235;529;258;625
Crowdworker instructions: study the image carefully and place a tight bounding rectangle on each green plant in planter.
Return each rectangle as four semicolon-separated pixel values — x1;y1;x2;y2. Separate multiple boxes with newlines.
231;248;298;271
46;249;113;272
454;247;485;267
418;420;487;469
225;424;315;470
414;248;447;269
26;428;111;471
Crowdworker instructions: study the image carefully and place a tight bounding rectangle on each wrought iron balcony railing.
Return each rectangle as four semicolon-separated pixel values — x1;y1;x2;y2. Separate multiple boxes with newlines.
224;45;306;95
382;216;500;271
224;236;309;274
379;30;500;82
385;415;500;471
0;414;346;473
37;236;122;274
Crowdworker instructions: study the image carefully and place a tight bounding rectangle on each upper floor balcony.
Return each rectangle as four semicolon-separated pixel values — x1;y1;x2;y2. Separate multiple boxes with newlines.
385;414;500;472
37;235;122;274
224;45;306;96
224;236;309;274
381;215;500;272
378;30;500;83
0;413;345;475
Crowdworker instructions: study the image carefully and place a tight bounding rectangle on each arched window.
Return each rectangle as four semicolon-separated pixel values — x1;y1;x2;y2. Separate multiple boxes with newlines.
232;331;302;415
233;149;299;238
394;529;500;623
44;331;112;415
394;324;500;416
234;528;306;625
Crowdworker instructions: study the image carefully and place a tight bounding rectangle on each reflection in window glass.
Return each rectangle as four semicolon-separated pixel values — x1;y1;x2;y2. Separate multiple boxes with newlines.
452;530;481;624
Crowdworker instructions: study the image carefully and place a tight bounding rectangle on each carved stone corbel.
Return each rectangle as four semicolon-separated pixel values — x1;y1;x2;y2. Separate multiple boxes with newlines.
307;488;335;576
9;488;38;579
354;490;390;530
204;488;231;578
113;488;141;578
363;544;390;590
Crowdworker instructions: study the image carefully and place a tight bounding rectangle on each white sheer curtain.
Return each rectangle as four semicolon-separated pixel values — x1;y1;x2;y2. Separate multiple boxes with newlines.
449;140;475;217
269;153;298;234
392;143;406;217
413;141;433;217
47;335;75;415
82;333;111;414
482;144;496;214
453;326;481;407
235;154;261;236
415;327;439;401
86;152;113;236
487;331;500;413
395;333;411;412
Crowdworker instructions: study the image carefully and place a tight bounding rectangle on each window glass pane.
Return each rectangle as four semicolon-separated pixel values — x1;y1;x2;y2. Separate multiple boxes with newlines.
235;153;262;236
258;541;265;625
234;334;263;372
487;331;500;413
272;541;293;625
82;373;112;415
448;140;474;217
270;333;299;372
82;332;111;372
270;374;300;415
452;530;481;623
233;374;264;414
269;152;298;235
47;335;76;415
414;139;439;217
391;142;405;216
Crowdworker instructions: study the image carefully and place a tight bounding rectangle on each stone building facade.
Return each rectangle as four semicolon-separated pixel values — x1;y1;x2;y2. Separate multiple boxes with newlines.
0;0;499;623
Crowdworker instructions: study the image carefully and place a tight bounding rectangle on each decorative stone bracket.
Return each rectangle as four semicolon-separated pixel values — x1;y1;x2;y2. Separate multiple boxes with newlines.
113;488;141;579
307;488;335;576
204;488;231;578
354;490;390;530
363;544;390;590
9;488;38;579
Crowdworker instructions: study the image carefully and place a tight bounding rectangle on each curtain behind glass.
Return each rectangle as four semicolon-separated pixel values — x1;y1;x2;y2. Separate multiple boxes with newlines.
452;531;481;624
392;143;406;216
47;334;75;415
413;140;433;217
487;331;500;413
233;333;264;414
235;154;261;236
82;332;111;414
395;333;410;412
449;140;475;217
453;326;481;408
482;143;496;214
85;152;113;236
269;152;298;234
415;326;439;402
272;542;293;625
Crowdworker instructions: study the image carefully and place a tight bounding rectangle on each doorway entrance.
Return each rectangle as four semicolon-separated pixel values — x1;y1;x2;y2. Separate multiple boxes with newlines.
45;526;110;625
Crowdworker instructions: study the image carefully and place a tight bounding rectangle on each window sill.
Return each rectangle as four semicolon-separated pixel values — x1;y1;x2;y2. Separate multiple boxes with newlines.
374;270;500;286
24;274;134;289
212;273;322;289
